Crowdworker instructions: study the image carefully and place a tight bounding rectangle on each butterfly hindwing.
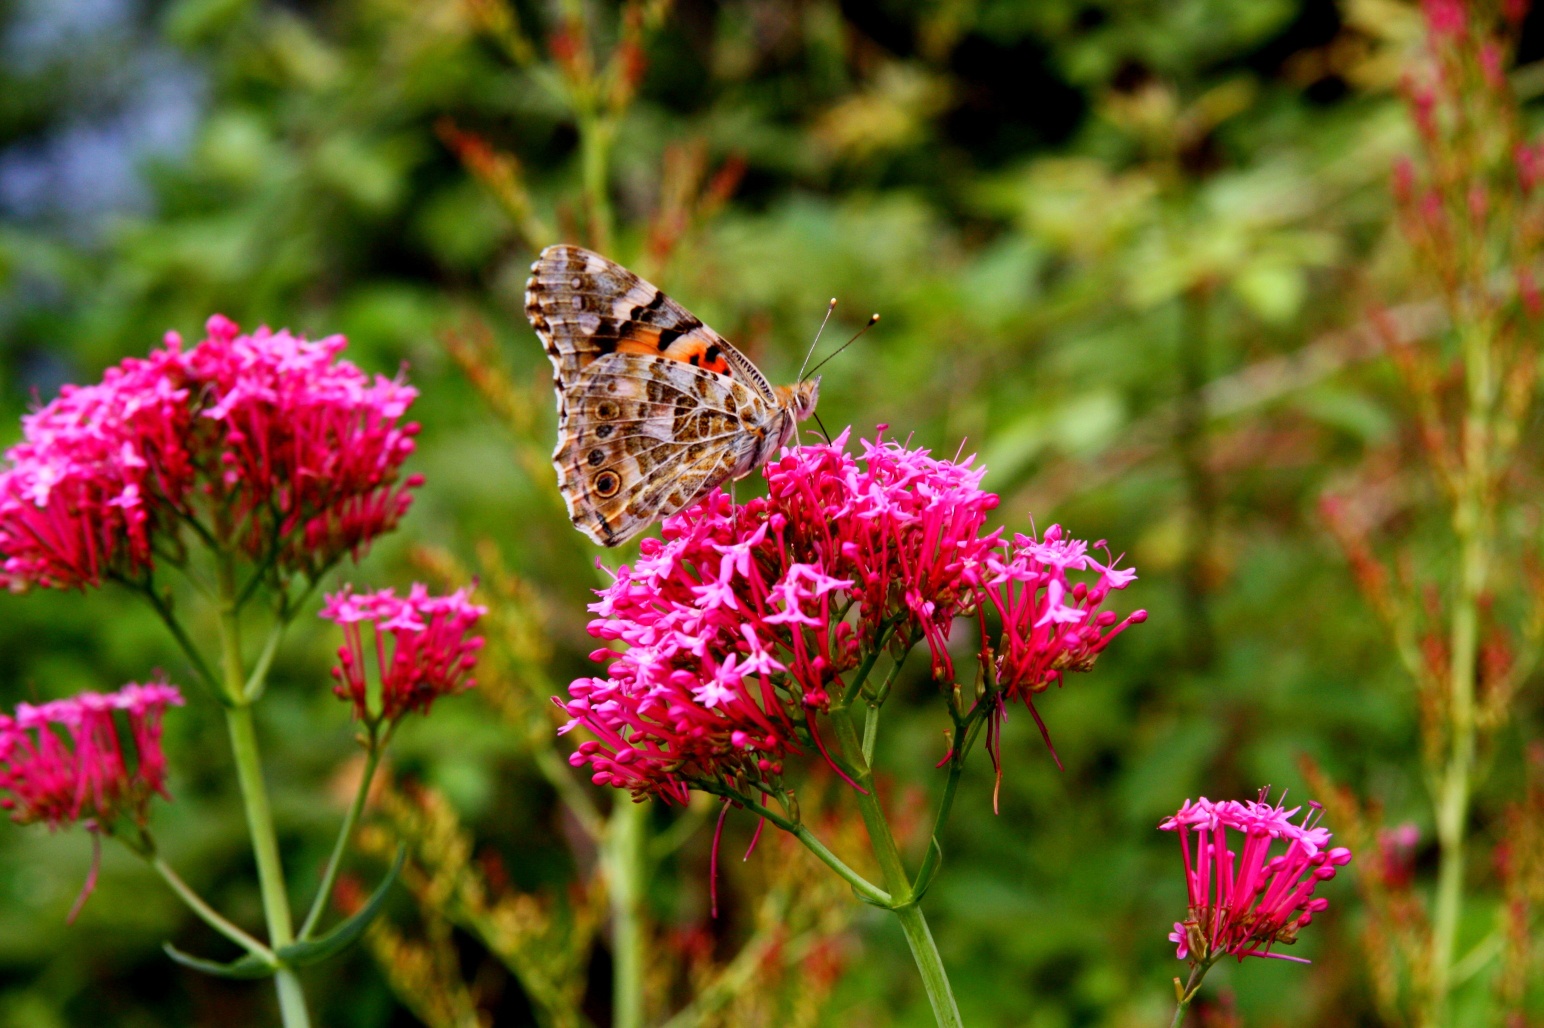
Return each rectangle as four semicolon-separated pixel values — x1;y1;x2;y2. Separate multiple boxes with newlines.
554;353;770;546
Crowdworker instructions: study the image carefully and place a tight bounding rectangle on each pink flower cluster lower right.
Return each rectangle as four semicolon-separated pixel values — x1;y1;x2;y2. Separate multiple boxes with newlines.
1161;789;1353;964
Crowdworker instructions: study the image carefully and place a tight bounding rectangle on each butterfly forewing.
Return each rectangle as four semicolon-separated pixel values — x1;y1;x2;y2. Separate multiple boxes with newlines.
525;244;776;401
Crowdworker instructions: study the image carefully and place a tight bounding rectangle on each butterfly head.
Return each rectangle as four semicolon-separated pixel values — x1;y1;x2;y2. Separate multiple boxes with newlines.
789;377;820;421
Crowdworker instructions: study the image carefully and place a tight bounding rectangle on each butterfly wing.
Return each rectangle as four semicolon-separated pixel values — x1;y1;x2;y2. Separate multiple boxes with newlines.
556;353;774;546
525;244;778;410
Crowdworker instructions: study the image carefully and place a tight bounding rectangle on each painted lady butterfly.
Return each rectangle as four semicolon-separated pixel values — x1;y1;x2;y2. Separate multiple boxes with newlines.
525;245;819;546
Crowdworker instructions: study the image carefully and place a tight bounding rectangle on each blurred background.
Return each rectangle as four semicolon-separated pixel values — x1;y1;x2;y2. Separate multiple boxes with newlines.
0;0;1540;1025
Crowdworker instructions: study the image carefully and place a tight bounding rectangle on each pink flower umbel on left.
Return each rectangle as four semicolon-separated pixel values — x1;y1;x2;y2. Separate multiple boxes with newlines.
0;314;423;591
1161;790;1352;965
0;314;445;1025
321;584;487;724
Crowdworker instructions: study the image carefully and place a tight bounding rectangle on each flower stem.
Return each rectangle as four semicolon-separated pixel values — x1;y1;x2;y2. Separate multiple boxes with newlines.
832;708;962;1028
1169;963;1208;1028
605;798;647;1028
225;705;308;1025
121;573;219;693
149;853;275;961
298;732;385;940
720;788;891;905
218;559;309;1028
892;903;960;1028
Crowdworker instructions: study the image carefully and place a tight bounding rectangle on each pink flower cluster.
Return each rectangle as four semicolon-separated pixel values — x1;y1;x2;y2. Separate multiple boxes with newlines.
0;346;193;591
562;429;1144;803
985;525;1144;701
0;681;183;831
0;314;422;591
321;584;487;723
1160;790;1352;964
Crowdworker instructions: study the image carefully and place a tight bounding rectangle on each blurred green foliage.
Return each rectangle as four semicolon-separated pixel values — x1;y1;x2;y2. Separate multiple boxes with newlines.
0;0;1540;1025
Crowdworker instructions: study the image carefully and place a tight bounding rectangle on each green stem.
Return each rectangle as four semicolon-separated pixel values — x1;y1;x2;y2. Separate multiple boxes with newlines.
831;709;962;1027
704;786;890;906
298;733;385;940
218;560;310;1028
1428;324;1494;1025
841;622;894;707
1169;962;1209;1028
906;697;988;899
789;822;891;906
121;574;219;693
892;903;960;1028
243;619;290;702
861;701;880;766
604;798;647;1028
912;762;963;896
578;114;614;253
149;854;275;961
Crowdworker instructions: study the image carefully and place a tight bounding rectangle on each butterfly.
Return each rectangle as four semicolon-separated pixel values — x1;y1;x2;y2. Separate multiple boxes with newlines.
525;244;820;547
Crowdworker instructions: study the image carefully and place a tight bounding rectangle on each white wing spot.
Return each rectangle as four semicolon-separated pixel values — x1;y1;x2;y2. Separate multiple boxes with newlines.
577;312;602;334
570;295;584;311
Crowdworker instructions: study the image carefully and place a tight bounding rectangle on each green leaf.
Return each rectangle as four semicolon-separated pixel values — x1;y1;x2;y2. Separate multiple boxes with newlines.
278;846;406;968
162;942;277;980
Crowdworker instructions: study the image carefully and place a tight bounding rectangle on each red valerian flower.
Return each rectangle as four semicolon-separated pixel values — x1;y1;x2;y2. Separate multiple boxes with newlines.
979;525;1145;775
0;314;422;591
561;428;1144;803
0;681;184;831
321;584;487;723
1160;790;1352;964
182;315;423;576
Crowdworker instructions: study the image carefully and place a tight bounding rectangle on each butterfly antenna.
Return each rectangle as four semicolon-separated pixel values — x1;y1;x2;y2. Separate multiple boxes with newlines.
805;313;879;379
797;298;839;382
812;410;834;444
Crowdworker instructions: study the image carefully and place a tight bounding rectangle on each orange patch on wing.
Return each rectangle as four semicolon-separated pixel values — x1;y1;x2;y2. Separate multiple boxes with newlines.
616;325;732;375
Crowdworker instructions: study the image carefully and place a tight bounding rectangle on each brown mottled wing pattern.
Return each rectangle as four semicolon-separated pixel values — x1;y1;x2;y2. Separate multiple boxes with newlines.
524;245;782;547
555;355;774;546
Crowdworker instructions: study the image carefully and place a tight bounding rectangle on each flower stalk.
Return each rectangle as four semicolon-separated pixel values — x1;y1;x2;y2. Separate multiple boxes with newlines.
1168;959;1213;1028
831;704;962;1027
299;728;388;941
219;561;309;1027
604;798;648;1028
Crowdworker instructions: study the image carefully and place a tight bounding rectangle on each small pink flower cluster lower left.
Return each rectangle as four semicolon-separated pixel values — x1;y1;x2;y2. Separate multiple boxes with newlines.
0;681;184;832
